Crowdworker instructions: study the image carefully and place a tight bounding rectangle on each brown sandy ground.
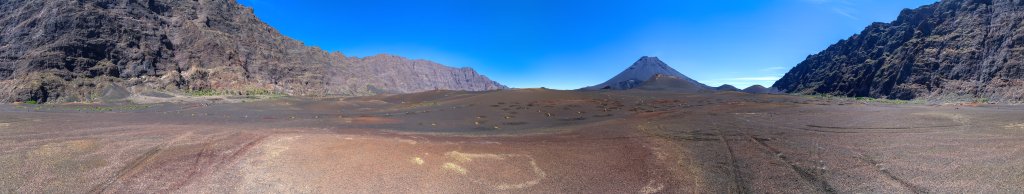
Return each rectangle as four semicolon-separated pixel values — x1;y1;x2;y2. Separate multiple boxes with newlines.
2;89;1024;193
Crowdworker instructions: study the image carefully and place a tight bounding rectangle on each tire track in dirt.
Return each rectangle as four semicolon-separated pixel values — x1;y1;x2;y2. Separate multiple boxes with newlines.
746;135;836;193
731;111;975;193
784;111;974;135
90;132;195;193
712;122;748;194
90;143;164;194
733;114;837;193
88;132;267;193
165;135;267;191
852;152;925;194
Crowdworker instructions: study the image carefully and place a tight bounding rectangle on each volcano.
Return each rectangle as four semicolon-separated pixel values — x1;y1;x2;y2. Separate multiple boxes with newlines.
584;56;708;90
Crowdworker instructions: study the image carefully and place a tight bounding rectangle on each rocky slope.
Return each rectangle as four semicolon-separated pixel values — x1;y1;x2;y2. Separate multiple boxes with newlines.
584;56;708;90
634;74;710;93
773;0;1024;102
0;0;505;103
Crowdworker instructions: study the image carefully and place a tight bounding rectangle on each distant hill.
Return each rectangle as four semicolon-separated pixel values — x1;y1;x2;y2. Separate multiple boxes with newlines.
715;84;740;92
773;0;1024;102
742;85;781;94
0;0;505;103
584;56;708;90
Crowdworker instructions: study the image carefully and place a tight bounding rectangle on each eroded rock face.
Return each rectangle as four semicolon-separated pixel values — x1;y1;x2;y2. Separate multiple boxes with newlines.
0;0;505;103
773;0;1024;102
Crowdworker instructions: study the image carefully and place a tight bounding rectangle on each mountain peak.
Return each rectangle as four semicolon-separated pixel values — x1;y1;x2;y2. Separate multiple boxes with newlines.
584;57;708;90
633;56;664;65
638;56;660;61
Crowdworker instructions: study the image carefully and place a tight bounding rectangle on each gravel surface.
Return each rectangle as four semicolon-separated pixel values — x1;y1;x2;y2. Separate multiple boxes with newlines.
2;89;1022;193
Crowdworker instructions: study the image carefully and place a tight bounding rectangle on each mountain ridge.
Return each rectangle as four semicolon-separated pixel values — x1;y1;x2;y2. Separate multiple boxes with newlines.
773;0;1024;102
0;0;506;103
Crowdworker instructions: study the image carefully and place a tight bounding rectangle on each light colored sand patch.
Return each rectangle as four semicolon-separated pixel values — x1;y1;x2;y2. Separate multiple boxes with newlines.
264;136;299;159
32;139;98;157
443;162;468;175
0;122;9;127
397;139;418;145
235;135;305;193
443;151;546;190
640;179;665;194
412;157;425;165
445;151;504;163
339;117;400;124
1005;123;1024;129
492;159;546;190
914;112;971;124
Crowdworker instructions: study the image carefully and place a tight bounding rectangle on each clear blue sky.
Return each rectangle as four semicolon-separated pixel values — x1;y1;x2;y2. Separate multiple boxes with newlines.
238;0;937;89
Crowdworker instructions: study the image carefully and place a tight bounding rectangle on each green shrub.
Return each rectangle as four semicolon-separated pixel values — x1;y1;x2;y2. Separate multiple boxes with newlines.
975;98;990;104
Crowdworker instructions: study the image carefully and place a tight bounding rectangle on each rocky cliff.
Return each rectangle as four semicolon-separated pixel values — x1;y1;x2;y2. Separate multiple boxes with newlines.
0;0;505;103
773;0;1024;102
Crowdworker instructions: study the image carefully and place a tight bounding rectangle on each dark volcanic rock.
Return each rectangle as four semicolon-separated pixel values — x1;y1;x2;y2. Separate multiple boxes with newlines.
584;56;708;90
773;0;1024;102
0;0;505;103
635;74;710;93
715;84;741;91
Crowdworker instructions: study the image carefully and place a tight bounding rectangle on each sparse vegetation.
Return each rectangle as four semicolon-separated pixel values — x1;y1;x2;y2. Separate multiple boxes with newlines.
184;88;283;97
974;98;991;104
16;104;152;112
803;94;925;105
405;101;438;108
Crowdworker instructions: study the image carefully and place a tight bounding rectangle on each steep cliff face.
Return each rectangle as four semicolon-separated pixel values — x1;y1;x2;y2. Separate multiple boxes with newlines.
331;54;507;96
0;0;505;103
773;0;1024;102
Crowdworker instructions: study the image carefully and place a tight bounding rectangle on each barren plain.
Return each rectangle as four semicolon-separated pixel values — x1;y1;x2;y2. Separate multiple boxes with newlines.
2;89;1023;193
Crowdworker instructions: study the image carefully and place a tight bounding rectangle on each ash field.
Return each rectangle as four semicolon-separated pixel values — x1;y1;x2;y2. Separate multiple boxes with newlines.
3;89;1024;193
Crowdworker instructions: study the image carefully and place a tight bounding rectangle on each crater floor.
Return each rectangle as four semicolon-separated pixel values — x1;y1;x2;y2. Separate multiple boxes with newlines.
2;89;1023;193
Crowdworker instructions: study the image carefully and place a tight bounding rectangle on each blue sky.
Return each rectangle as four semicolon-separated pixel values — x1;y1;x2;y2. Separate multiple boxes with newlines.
238;0;937;89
